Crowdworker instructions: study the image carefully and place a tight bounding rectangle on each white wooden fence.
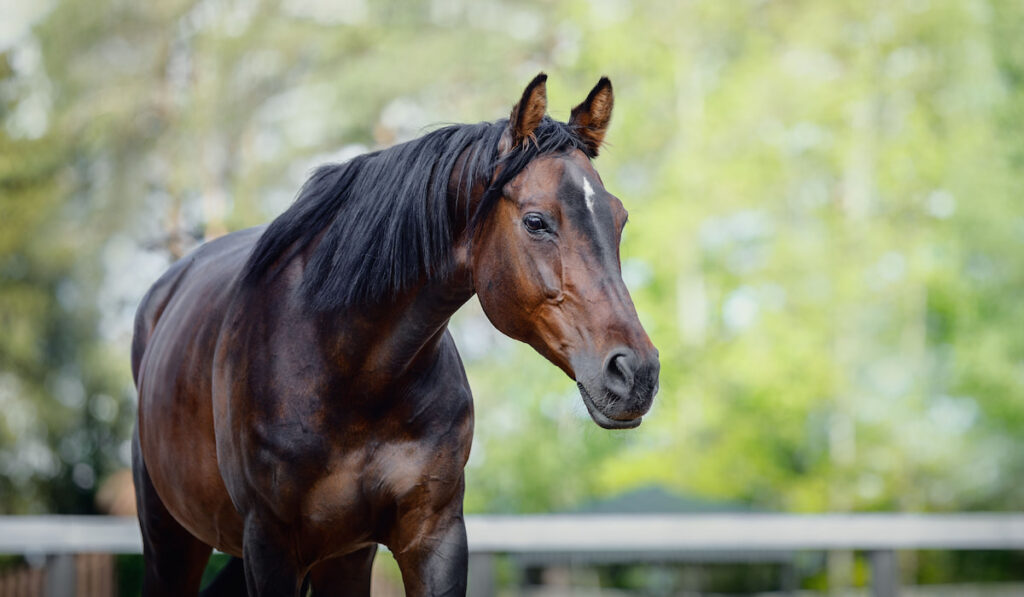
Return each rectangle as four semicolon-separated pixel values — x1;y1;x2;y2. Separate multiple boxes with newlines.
1;514;1022;596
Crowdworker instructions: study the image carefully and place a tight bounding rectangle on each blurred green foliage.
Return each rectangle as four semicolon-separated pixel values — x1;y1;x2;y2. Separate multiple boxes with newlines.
0;0;1022;571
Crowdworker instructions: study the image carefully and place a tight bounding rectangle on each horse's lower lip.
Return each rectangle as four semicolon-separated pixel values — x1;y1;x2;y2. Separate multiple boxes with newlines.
577;383;642;430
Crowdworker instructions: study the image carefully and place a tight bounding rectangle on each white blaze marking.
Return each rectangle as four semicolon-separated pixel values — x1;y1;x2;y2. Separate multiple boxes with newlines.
582;178;595;214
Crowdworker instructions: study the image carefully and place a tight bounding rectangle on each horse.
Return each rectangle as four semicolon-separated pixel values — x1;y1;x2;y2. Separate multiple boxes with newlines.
130;73;660;596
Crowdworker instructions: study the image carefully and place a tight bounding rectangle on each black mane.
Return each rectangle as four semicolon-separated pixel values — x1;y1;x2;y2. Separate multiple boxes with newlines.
241;116;588;311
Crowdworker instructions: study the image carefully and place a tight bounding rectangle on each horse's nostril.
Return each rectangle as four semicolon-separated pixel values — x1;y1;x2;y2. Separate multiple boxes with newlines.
603;349;637;398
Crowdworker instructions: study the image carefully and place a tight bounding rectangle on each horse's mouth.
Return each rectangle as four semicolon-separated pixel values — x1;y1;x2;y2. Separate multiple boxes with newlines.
577;383;643;430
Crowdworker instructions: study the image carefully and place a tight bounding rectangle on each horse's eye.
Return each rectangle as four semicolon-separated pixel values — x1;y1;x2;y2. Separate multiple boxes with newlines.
523;213;548;233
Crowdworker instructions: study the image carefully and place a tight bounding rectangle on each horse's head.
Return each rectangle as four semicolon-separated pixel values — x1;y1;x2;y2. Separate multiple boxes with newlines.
471;75;660;429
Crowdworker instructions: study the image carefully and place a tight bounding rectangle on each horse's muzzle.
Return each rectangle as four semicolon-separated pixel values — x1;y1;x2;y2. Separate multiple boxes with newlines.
577;347;659;429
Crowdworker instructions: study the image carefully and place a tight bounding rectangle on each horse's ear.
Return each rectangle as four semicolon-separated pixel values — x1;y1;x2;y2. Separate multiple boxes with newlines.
569;77;614;157
502;73;548;153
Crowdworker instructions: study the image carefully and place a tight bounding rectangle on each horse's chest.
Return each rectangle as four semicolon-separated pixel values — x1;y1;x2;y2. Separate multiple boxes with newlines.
218;343;474;552
298;432;469;547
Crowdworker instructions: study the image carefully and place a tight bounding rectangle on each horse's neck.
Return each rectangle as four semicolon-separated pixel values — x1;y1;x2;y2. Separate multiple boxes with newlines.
380;281;473;368
362;168;482;381
316;270;475;392
320;167;481;390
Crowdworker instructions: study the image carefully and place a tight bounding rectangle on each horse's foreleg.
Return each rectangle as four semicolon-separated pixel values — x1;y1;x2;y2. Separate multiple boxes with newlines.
241;516;305;597
391;512;468;597
307;546;377;597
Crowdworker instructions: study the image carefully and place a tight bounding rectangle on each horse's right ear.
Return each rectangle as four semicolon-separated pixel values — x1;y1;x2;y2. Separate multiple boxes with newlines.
500;73;548;154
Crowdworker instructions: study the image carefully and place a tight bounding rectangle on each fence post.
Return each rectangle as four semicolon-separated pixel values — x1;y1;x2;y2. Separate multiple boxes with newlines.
869;550;898;597
44;553;76;597
780;560;797;595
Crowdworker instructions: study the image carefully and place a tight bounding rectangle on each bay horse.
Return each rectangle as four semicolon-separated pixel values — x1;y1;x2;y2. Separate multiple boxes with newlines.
131;74;659;596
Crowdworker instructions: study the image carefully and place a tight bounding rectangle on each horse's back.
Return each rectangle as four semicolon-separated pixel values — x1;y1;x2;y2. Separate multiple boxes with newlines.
132;227;263;556
131;249;194;385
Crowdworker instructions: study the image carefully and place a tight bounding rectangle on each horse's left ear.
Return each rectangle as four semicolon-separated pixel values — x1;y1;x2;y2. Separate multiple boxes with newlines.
569;77;614;157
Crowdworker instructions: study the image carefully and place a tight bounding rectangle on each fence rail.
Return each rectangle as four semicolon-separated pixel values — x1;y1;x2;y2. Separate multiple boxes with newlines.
1;514;1022;597
2;513;1024;554
466;513;1024;552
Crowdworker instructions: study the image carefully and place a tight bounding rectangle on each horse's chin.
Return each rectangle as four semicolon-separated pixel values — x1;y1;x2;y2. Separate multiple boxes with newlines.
577;383;643;430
